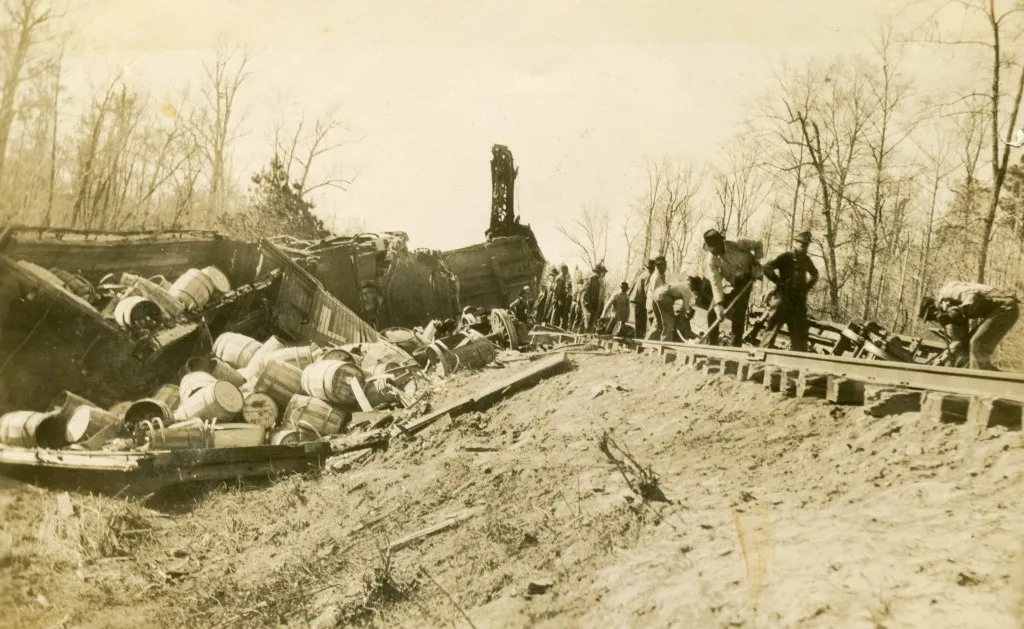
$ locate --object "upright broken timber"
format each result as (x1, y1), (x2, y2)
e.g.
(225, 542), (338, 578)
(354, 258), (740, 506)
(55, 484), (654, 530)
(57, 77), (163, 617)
(396, 352), (572, 436)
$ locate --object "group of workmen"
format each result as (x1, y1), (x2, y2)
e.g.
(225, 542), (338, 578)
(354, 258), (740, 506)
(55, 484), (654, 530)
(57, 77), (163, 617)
(512, 227), (1019, 371)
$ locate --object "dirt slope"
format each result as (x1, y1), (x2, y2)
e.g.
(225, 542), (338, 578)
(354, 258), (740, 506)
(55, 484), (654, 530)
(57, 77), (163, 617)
(2, 352), (1024, 629)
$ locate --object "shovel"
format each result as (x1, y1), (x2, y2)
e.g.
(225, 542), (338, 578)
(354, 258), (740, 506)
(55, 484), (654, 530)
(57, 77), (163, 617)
(699, 278), (754, 346)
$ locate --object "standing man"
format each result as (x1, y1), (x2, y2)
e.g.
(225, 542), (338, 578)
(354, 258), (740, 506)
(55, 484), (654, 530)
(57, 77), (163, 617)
(644, 255), (668, 340)
(630, 259), (655, 339)
(549, 264), (571, 329)
(603, 281), (632, 335)
(582, 263), (608, 333)
(919, 282), (1020, 371)
(534, 268), (558, 322)
(703, 228), (764, 347)
(756, 230), (819, 351)
(652, 279), (696, 342)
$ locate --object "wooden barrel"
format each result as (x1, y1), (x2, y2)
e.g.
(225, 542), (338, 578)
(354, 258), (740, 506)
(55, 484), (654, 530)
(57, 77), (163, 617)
(318, 347), (357, 364)
(123, 398), (174, 427)
(252, 360), (303, 408)
(424, 341), (458, 376)
(269, 429), (299, 445)
(239, 336), (287, 381)
(212, 333), (262, 369)
(262, 346), (316, 370)
(0, 411), (61, 448)
(149, 275), (172, 290)
(169, 268), (215, 310)
(182, 356), (247, 388)
(382, 328), (426, 355)
(143, 418), (209, 450)
(122, 273), (186, 318)
(241, 392), (279, 429)
(150, 385), (181, 412)
(283, 395), (348, 436)
(300, 360), (364, 407)
(180, 371), (217, 400)
(113, 296), (163, 329)
(209, 423), (264, 448)
(174, 381), (244, 422)
(450, 330), (496, 369)
(65, 406), (122, 444)
(201, 265), (231, 294)
(50, 390), (95, 421)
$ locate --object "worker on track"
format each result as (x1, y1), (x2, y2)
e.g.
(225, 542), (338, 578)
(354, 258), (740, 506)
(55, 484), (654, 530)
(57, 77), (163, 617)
(652, 279), (696, 342)
(919, 282), (1021, 371)
(582, 263), (608, 333)
(548, 264), (571, 329)
(755, 230), (819, 351)
(602, 281), (631, 336)
(630, 259), (656, 339)
(533, 268), (558, 322)
(644, 256), (668, 340)
(703, 229), (764, 347)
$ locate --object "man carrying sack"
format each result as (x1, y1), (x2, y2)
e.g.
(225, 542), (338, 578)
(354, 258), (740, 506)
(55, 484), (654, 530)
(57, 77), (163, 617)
(703, 228), (764, 347)
(755, 230), (819, 351)
(919, 282), (1020, 371)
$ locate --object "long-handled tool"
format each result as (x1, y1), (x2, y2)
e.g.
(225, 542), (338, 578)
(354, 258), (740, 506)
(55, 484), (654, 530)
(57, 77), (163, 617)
(699, 278), (755, 345)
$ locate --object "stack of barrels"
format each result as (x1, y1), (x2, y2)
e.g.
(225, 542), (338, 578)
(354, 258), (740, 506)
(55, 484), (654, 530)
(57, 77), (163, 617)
(0, 329), (428, 452)
(108, 265), (232, 331)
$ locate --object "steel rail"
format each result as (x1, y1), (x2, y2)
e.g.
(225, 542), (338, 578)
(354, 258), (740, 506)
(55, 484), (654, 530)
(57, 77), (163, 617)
(619, 338), (1024, 401)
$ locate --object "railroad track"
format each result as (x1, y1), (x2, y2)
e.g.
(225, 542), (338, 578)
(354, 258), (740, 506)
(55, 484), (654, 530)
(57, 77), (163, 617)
(593, 336), (1024, 437)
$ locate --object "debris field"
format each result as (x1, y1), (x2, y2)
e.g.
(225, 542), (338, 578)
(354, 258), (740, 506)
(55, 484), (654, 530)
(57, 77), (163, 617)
(2, 352), (1023, 629)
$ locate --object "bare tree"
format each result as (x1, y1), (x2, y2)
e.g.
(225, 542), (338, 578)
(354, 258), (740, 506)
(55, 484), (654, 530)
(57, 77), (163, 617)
(656, 159), (702, 268)
(631, 156), (664, 262)
(0, 0), (56, 185)
(272, 109), (354, 203)
(914, 0), (1024, 282)
(192, 42), (250, 212)
(557, 203), (610, 270)
(712, 138), (773, 237)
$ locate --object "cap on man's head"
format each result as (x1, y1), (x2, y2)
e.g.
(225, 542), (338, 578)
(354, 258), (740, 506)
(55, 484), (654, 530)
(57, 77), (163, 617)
(654, 255), (667, 265)
(703, 228), (725, 245)
(594, 263), (608, 274)
(560, 264), (569, 271)
(549, 268), (559, 275)
(620, 281), (629, 290)
(521, 286), (530, 294)
(794, 230), (813, 245)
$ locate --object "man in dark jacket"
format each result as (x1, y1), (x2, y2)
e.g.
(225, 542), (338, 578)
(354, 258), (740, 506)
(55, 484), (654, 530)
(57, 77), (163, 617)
(509, 286), (532, 324)
(756, 230), (819, 351)
(548, 264), (571, 329)
(582, 263), (608, 333)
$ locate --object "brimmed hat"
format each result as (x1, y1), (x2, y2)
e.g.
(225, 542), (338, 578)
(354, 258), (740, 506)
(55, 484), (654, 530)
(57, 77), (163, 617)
(794, 230), (813, 244)
(654, 255), (667, 265)
(703, 228), (725, 245)
(620, 281), (629, 289)
(594, 263), (608, 274)
(646, 258), (657, 269)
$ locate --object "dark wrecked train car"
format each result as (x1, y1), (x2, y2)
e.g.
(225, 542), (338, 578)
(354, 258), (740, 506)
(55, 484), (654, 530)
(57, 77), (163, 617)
(0, 227), (378, 414)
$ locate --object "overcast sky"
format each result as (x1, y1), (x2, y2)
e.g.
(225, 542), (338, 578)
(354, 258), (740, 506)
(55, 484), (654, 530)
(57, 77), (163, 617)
(60, 0), (979, 271)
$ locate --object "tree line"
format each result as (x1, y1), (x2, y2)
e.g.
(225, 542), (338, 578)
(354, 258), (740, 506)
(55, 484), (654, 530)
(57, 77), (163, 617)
(0, 0), (356, 240)
(557, 3), (1024, 363)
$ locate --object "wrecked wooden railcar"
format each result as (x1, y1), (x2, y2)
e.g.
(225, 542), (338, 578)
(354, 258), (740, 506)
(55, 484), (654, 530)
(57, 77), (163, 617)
(439, 236), (546, 311)
(265, 232), (461, 331)
(0, 227), (378, 414)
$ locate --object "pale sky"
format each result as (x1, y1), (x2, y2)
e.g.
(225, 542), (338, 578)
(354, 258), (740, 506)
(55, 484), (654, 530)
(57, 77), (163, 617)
(59, 0), (979, 270)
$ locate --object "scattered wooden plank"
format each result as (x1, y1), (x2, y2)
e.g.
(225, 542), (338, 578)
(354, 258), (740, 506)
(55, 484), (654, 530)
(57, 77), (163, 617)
(388, 507), (480, 552)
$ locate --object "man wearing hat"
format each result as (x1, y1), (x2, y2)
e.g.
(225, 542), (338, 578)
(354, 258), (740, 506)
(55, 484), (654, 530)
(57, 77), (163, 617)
(755, 230), (819, 351)
(582, 262), (608, 333)
(548, 264), (572, 328)
(630, 259), (656, 339)
(645, 255), (668, 340)
(703, 229), (764, 346)
(919, 281), (1020, 370)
